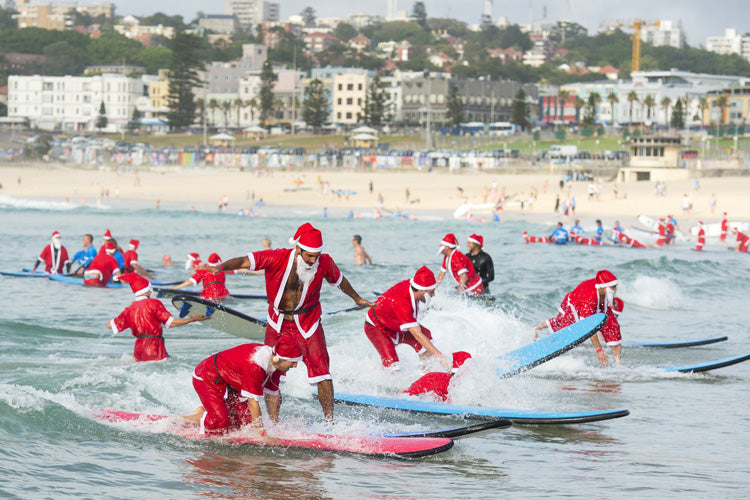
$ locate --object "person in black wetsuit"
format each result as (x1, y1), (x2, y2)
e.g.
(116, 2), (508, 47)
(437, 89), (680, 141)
(466, 234), (494, 294)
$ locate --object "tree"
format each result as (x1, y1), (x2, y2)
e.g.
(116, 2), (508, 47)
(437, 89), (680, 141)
(697, 96), (708, 126)
(234, 97), (244, 127)
(573, 96), (585, 124)
(207, 98), (219, 126)
(660, 96), (672, 128)
(359, 76), (391, 127)
(127, 106), (140, 134)
(411, 1), (427, 30)
(671, 98), (685, 129)
(221, 100), (232, 127)
(301, 6), (316, 27)
(446, 84), (464, 127)
(244, 97), (258, 125)
(166, 32), (205, 130)
(557, 88), (570, 122)
(302, 79), (329, 132)
(258, 59), (276, 124)
(96, 101), (108, 132)
(42, 41), (87, 76)
(510, 88), (529, 130)
(716, 95), (729, 125)
(332, 22), (358, 42)
(606, 91), (619, 124)
(626, 91), (639, 128)
(583, 92), (601, 127)
(642, 94), (655, 122)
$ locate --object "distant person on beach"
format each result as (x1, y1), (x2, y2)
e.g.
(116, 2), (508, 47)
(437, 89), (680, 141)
(436, 233), (484, 296)
(364, 266), (449, 372)
(182, 336), (302, 435)
(403, 351), (472, 401)
(70, 233), (97, 275)
(33, 230), (70, 274)
(107, 273), (206, 362)
(197, 223), (373, 422)
(352, 235), (372, 265)
(466, 234), (494, 293)
(533, 270), (619, 367)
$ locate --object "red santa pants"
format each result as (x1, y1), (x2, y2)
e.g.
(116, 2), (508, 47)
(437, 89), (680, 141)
(364, 322), (432, 367)
(265, 320), (331, 384)
(193, 357), (254, 433)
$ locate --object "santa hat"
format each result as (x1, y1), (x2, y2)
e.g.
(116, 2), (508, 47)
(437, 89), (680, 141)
(410, 266), (437, 291)
(103, 229), (112, 240)
(289, 222), (315, 246)
(595, 270), (618, 288)
(119, 272), (151, 296)
(207, 253), (222, 266)
(51, 230), (61, 239)
(468, 234), (484, 247)
(273, 336), (303, 362)
(187, 252), (200, 262)
(297, 227), (323, 253)
(128, 239), (139, 250)
(105, 241), (116, 254)
(450, 351), (472, 374)
(698, 221), (704, 226)
(440, 233), (459, 249)
(610, 297), (624, 316)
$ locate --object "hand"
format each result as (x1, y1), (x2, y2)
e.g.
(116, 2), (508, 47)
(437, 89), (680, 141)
(196, 263), (221, 274)
(356, 297), (374, 307)
(192, 315), (208, 322)
(438, 355), (452, 371)
(596, 349), (608, 367)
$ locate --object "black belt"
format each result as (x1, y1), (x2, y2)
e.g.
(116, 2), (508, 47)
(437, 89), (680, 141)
(135, 334), (162, 339)
(213, 353), (224, 385)
(205, 281), (223, 287)
(279, 305), (315, 315)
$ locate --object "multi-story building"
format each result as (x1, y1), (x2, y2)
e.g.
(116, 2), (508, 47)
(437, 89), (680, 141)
(704, 83), (750, 125)
(198, 14), (241, 35)
(7, 74), (148, 132)
(224, 0), (279, 30)
(302, 32), (340, 53)
(332, 72), (369, 125)
(640, 20), (685, 49)
(204, 43), (267, 94)
(15, 0), (114, 30)
(145, 69), (170, 120)
(308, 67), (374, 124)
(706, 28), (750, 62)
(238, 68), (304, 127)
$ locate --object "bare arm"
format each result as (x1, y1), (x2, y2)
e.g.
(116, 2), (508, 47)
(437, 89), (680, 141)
(364, 250), (373, 265)
(168, 315), (207, 327)
(172, 279), (194, 289)
(591, 335), (608, 367)
(197, 256), (251, 274)
(338, 276), (374, 307)
(408, 325), (450, 369)
(246, 398), (264, 431)
(133, 262), (154, 280)
(264, 393), (281, 423)
(436, 270), (446, 285)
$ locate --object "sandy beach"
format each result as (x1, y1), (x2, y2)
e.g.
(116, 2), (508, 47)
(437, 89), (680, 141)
(1, 163), (748, 227)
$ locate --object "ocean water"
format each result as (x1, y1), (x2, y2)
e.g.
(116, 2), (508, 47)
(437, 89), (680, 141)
(1, 197), (749, 499)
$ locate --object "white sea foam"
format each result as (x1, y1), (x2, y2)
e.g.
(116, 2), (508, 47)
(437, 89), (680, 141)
(620, 275), (686, 310)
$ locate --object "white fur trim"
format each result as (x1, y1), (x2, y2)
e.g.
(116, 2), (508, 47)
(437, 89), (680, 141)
(165, 316), (174, 328)
(263, 388), (280, 396)
(308, 373), (332, 384)
(595, 280), (618, 288)
(110, 320), (119, 335)
(297, 242), (323, 253)
(440, 239), (458, 248)
(330, 272), (343, 287)
(246, 252), (257, 271)
(400, 321), (419, 331)
(410, 279), (437, 291)
(240, 389), (263, 402)
(275, 352), (303, 362)
(133, 284), (151, 296)
(467, 236), (482, 246)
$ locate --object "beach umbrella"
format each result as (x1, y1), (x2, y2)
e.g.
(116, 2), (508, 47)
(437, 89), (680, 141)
(351, 125), (378, 135)
(209, 133), (235, 141)
(243, 125), (267, 134)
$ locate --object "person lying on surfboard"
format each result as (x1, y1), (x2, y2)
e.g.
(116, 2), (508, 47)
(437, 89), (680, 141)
(107, 273), (207, 362)
(402, 351), (472, 402)
(181, 336), (303, 437)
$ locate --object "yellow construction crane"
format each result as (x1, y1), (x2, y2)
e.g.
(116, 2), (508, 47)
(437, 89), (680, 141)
(599, 19), (660, 72)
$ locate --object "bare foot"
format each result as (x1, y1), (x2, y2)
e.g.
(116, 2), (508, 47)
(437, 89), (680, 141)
(181, 406), (205, 426)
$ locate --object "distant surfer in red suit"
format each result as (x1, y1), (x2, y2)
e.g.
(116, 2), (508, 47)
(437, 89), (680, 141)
(198, 222), (373, 422)
(523, 231), (550, 243)
(598, 297), (624, 367)
(33, 230), (70, 274)
(183, 336), (302, 435)
(719, 212), (728, 242)
(364, 266), (450, 371)
(695, 222), (706, 251)
(173, 252), (230, 301)
(122, 239), (153, 278)
(84, 241), (121, 286)
(403, 351), (472, 402)
(732, 228), (750, 253)
(436, 233), (484, 296)
(106, 273), (206, 362)
(533, 270), (619, 366)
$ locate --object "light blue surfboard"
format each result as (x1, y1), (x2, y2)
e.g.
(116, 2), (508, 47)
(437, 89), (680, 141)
(333, 391), (629, 425)
(47, 274), (124, 288)
(662, 352), (750, 373)
(496, 313), (607, 377)
(1, 269), (50, 277)
(624, 336), (728, 348)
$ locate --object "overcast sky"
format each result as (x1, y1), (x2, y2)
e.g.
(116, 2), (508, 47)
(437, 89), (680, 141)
(113, 0), (747, 47)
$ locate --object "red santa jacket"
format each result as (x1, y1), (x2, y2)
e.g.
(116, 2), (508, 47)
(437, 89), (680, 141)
(366, 280), (421, 338)
(84, 253), (120, 286)
(737, 231), (750, 252)
(547, 278), (607, 332)
(190, 269), (230, 300)
(404, 372), (453, 401)
(247, 248), (342, 338)
(38, 244), (70, 274)
(194, 343), (282, 400)
(110, 296), (174, 361)
(441, 250), (483, 295)
(122, 249), (139, 273)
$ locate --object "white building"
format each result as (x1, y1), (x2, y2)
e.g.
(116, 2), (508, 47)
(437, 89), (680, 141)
(7, 74), (148, 132)
(224, 0), (279, 30)
(238, 68), (304, 127)
(706, 28), (750, 62)
(332, 72), (369, 125)
(640, 20), (685, 49)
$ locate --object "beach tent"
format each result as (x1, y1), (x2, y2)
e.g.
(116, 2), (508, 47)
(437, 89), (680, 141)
(209, 133), (235, 146)
(351, 125), (379, 135)
(243, 125), (267, 138)
(351, 133), (378, 148)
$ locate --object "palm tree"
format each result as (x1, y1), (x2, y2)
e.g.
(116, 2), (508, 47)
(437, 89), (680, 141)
(606, 92), (618, 126)
(697, 97), (708, 127)
(626, 91), (639, 130)
(557, 88), (570, 123)
(717, 95), (729, 125)
(660, 97), (672, 129)
(642, 95), (655, 124)
(195, 98), (205, 127)
(207, 99), (219, 127)
(574, 96), (585, 124)
(233, 97), (244, 128)
(221, 101), (232, 128)
(273, 98), (285, 122)
(588, 91), (602, 125)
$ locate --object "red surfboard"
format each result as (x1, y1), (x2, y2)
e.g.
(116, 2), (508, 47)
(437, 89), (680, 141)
(94, 409), (453, 458)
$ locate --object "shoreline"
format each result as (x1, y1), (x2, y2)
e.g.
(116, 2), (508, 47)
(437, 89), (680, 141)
(1, 163), (749, 226)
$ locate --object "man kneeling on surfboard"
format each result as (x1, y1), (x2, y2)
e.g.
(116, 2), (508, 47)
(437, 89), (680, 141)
(107, 273), (206, 362)
(533, 270), (619, 367)
(184, 336), (303, 436)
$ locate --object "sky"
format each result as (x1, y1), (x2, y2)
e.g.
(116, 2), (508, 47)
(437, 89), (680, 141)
(111, 0), (747, 47)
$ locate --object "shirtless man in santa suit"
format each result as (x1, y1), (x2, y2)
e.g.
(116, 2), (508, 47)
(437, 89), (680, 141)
(435, 233), (484, 296)
(106, 273), (206, 362)
(533, 270), (619, 367)
(32, 230), (70, 274)
(199, 223), (372, 421)
(364, 266), (450, 371)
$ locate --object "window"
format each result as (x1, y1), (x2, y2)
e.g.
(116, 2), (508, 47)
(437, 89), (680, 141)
(357, 98), (362, 105)
(358, 83), (362, 90)
(337, 112), (341, 119)
(346, 98), (353, 105)
(43, 82), (53, 91)
(337, 98), (342, 105)
(338, 84), (342, 90)
(347, 84), (353, 90)
(346, 112), (352, 119)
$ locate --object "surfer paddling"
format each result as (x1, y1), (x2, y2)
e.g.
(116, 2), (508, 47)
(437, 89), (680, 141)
(533, 270), (620, 367)
(32, 230), (70, 275)
(84, 241), (121, 286)
(364, 266), (450, 372)
(197, 222), (373, 421)
(173, 253), (230, 301)
(182, 337), (302, 436)
(106, 273), (206, 362)
(436, 233), (484, 296)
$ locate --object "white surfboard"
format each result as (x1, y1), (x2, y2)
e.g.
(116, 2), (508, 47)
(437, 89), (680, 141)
(638, 215), (688, 241)
(689, 221), (748, 237)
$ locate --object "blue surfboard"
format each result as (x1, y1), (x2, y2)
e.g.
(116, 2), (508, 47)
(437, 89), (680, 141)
(662, 352), (750, 373)
(48, 273), (124, 288)
(1, 269), (50, 277)
(624, 336), (728, 348)
(333, 391), (629, 425)
(382, 419), (512, 439)
(496, 313), (607, 377)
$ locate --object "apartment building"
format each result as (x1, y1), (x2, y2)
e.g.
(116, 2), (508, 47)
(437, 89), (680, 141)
(224, 0), (279, 30)
(640, 20), (686, 49)
(332, 72), (368, 125)
(706, 28), (750, 62)
(15, 0), (114, 30)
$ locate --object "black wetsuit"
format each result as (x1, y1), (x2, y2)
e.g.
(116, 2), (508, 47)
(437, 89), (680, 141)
(468, 250), (494, 293)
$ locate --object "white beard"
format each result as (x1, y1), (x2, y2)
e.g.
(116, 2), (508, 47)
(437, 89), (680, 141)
(185, 259), (192, 270)
(605, 287), (615, 309)
(296, 254), (319, 285)
(52, 239), (61, 249)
